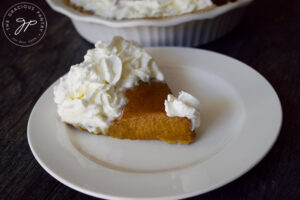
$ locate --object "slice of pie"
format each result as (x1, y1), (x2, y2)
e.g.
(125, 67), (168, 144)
(54, 37), (200, 144)
(107, 81), (195, 144)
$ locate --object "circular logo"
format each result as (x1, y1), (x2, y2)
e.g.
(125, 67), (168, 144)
(2, 2), (47, 47)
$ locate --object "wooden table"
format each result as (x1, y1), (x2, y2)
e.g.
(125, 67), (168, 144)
(1, 0), (299, 199)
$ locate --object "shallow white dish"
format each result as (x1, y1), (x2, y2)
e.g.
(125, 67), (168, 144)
(28, 47), (282, 200)
(46, 0), (253, 46)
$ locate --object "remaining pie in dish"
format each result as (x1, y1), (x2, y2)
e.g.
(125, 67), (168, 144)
(54, 37), (200, 144)
(63, 0), (239, 20)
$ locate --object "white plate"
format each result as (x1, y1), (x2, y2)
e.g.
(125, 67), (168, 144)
(28, 47), (282, 200)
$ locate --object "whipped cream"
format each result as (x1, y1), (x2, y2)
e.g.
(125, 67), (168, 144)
(54, 37), (164, 134)
(165, 91), (200, 130)
(70, 0), (214, 20)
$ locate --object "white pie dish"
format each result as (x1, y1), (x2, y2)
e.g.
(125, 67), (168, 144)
(46, 0), (253, 46)
(27, 47), (282, 199)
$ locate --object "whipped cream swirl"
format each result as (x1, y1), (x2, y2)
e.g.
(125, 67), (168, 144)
(70, 0), (214, 20)
(54, 37), (164, 134)
(165, 91), (200, 130)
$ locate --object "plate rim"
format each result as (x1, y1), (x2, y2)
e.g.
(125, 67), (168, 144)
(27, 47), (282, 200)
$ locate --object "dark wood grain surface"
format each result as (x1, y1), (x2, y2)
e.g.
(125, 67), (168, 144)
(1, 0), (299, 199)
